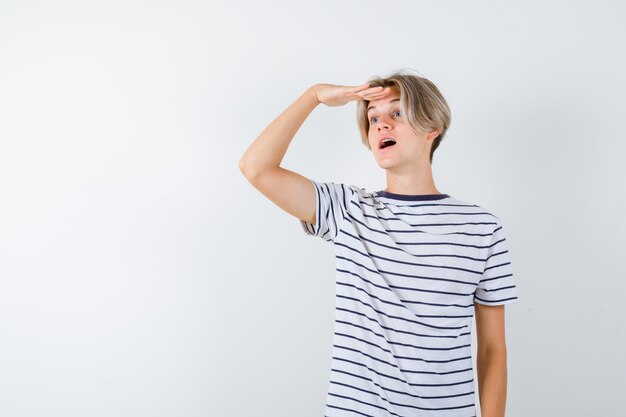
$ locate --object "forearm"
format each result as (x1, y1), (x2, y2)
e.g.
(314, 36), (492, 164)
(476, 347), (508, 417)
(239, 85), (320, 178)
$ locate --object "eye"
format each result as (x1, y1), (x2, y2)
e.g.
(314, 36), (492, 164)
(369, 110), (401, 125)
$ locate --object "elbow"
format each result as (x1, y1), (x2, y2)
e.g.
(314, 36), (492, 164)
(239, 157), (248, 175)
(478, 344), (508, 359)
(239, 157), (253, 178)
(239, 157), (261, 183)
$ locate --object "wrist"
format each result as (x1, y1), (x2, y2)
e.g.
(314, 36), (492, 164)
(308, 84), (320, 105)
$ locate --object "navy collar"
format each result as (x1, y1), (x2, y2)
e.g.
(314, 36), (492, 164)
(374, 190), (450, 201)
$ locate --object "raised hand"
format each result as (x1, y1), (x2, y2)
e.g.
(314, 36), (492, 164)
(313, 83), (391, 107)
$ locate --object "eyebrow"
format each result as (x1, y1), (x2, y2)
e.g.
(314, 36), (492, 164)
(367, 98), (400, 113)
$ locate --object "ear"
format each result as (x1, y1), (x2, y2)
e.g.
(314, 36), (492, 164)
(427, 130), (440, 141)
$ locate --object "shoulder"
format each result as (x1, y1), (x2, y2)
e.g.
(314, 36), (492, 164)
(446, 195), (497, 214)
(309, 181), (365, 211)
(325, 183), (380, 212)
(323, 182), (373, 200)
(447, 195), (504, 233)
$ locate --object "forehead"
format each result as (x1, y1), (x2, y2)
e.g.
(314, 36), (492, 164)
(367, 88), (401, 113)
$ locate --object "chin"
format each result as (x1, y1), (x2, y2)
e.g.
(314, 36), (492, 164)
(374, 159), (398, 169)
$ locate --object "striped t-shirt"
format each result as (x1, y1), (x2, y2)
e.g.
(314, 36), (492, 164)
(299, 179), (519, 417)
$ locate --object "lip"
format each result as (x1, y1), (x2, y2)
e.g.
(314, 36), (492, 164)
(379, 143), (396, 153)
(378, 135), (396, 150)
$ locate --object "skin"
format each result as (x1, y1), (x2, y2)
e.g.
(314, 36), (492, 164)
(475, 303), (509, 417)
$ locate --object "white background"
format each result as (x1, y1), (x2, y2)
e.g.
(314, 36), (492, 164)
(1, 1), (625, 416)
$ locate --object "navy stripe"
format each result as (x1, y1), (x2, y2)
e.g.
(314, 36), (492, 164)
(335, 299), (473, 337)
(330, 370), (474, 401)
(328, 380), (474, 411)
(333, 356), (473, 379)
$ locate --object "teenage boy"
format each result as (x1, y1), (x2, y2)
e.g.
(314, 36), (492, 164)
(239, 71), (519, 417)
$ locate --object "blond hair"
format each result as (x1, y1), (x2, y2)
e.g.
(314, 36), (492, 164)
(356, 69), (451, 163)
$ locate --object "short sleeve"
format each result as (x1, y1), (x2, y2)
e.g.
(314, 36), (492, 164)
(474, 219), (519, 306)
(300, 179), (353, 243)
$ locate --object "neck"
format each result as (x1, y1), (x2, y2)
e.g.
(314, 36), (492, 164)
(384, 162), (440, 195)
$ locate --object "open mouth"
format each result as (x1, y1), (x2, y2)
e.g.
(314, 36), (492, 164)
(379, 137), (397, 149)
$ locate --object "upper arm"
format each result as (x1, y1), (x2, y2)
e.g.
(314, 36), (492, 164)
(241, 166), (317, 225)
(474, 303), (507, 353)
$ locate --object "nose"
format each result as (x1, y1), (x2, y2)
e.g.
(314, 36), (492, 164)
(376, 114), (393, 130)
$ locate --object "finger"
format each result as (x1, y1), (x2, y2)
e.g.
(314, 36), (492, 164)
(361, 88), (390, 100)
(364, 86), (388, 96)
(353, 87), (386, 100)
(350, 83), (376, 93)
